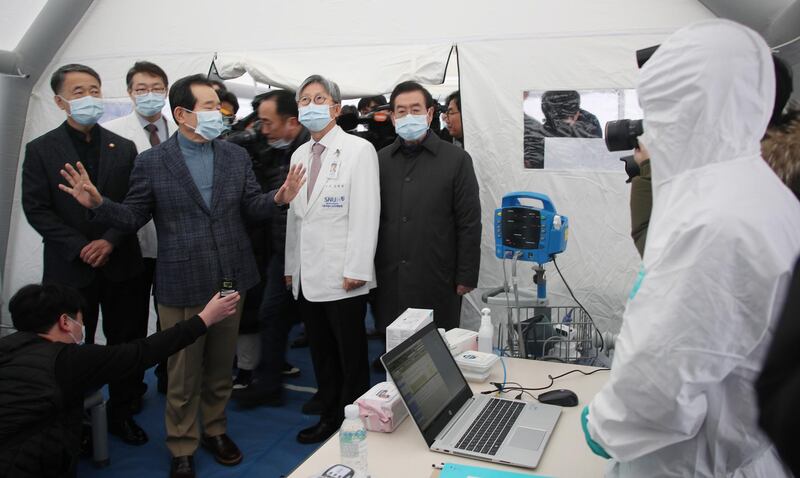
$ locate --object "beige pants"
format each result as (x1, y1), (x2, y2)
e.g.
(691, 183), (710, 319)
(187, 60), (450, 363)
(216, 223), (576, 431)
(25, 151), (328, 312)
(158, 294), (244, 456)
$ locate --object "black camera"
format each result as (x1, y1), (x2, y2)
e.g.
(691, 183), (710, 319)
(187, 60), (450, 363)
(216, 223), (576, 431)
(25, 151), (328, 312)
(224, 121), (262, 146)
(604, 119), (643, 152)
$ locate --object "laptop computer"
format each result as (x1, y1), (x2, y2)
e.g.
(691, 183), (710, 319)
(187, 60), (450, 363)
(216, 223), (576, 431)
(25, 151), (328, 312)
(381, 321), (561, 469)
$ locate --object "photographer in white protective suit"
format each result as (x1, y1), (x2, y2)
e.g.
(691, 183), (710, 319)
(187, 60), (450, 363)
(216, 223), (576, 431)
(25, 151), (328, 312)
(582, 19), (800, 477)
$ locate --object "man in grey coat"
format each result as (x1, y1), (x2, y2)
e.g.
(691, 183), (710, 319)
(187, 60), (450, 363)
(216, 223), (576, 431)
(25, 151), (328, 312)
(59, 74), (305, 478)
(373, 81), (481, 332)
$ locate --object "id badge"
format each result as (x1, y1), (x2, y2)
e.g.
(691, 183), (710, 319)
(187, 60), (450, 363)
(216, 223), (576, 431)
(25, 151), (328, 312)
(327, 158), (340, 179)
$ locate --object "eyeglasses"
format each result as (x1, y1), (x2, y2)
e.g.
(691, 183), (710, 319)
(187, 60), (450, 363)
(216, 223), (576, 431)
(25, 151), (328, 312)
(298, 94), (331, 106)
(133, 87), (167, 96)
(442, 110), (460, 117)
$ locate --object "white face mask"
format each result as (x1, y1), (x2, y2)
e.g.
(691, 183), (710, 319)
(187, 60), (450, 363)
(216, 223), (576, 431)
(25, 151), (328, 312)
(269, 138), (292, 149)
(67, 316), (85, 345)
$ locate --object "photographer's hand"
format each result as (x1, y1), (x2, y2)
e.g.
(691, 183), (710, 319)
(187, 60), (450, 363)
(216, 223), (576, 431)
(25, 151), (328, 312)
(634, 143), (650, 166)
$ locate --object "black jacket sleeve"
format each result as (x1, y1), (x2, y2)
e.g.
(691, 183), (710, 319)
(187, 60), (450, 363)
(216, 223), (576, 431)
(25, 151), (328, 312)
(756, 257), (800, 477)
(56, 316), (207, 395)
(100, 143), (138, 247)
(22, 143), (89, 261)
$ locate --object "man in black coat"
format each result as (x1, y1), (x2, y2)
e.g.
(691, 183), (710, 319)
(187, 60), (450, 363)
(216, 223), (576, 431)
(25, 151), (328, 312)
(21, 64), (148, 445)
(373, 81), (481, 331)
(234, 89), (309, 406)
(0, 283), (239, 478)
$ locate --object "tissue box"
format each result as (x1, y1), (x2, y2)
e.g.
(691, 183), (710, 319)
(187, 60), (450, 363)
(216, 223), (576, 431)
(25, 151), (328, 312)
(444, 328), (479, 356)
(355, 382), (408, 433)
(386, 308), (433, 352)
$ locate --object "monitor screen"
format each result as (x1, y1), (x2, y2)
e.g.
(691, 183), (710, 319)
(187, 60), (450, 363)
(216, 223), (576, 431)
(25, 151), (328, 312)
(383, 325), (469, 431)
(502, 207), (541, 249)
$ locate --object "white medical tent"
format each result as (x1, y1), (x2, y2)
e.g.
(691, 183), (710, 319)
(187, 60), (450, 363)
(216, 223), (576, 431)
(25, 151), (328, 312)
(2, 0), (799, 339)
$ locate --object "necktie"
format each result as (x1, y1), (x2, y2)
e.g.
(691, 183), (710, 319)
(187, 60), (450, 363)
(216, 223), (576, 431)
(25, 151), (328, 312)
(144, 123), (160, 147)
(307, 142), (325, 199)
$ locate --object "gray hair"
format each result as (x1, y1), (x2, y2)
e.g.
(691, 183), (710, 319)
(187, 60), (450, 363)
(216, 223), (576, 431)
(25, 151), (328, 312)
(296, 74), (341, 104)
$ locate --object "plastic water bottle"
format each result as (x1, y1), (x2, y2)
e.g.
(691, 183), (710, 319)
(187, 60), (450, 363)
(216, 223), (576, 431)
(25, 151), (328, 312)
(479, 308), (494, 354)
(340, 404), (368, 477)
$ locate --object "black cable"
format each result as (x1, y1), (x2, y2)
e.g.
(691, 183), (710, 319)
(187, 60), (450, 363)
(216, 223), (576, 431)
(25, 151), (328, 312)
(549, 368), (609, 380)
(551, 255), (605, 353)
(481, 368), (610, 395)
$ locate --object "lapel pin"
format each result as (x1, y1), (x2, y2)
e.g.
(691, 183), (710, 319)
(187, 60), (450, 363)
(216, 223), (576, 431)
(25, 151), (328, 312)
(335, 149), (341, 156)
(108, 143), (115, 148)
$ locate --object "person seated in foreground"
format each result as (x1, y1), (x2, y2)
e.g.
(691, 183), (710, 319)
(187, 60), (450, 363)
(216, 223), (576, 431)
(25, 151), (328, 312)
(0, 283), (239, 478)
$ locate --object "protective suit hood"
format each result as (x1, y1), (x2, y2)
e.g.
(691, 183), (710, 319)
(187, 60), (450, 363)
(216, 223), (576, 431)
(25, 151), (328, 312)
(638, 19), (774, 186)
(586, 19), (800, 478)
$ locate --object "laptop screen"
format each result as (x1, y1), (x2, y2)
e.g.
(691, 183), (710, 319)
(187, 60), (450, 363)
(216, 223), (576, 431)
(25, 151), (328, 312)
(382, 322), (472, 442)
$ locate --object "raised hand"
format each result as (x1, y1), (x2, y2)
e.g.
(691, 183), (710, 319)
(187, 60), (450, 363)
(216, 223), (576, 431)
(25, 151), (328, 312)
(274, 163), (306, 205)
(58, 162), (103, 209)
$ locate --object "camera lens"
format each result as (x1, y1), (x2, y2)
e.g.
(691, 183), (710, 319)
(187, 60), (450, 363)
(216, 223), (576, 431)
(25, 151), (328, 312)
(604, 119), (643, 152)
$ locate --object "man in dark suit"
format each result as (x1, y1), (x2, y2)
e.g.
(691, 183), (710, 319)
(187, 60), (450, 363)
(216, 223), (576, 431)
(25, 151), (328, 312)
(21, 63), (149, 446)
(374, 81), (481, 332)
(58, 74), (305, 478)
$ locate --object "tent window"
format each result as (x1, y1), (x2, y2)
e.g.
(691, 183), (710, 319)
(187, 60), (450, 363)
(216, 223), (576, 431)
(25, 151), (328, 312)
(523, 88), (643, 171)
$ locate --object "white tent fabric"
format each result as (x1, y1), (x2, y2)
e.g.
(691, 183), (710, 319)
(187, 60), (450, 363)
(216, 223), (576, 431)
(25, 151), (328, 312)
(217, 44), (454, 99)
(458, 32), (687, 332)
(1, 0), (715, 336)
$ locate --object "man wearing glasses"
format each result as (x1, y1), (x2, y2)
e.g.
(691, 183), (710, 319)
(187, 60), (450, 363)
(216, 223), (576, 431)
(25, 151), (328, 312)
(285, 75), (380, 444)
(443, 90), (464, 148)
(104, 60), (171, 406)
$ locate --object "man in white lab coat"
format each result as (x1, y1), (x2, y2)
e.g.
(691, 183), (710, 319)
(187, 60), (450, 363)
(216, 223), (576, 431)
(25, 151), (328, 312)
(285, 75), (380, 444)
(102, 61), (170, 420)
(582, 20), (800, 477)
(103, 61), (169, 299)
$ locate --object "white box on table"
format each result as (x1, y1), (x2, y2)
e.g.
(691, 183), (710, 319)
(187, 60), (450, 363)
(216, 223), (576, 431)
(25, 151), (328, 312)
(385, 308), (433, 352)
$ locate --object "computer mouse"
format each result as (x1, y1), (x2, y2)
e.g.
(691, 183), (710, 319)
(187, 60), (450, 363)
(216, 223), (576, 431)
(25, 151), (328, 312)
(537, 389), (579, 407)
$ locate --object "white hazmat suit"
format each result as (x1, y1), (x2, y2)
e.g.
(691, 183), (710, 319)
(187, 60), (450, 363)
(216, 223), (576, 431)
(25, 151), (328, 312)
(586, 19), (800, 477)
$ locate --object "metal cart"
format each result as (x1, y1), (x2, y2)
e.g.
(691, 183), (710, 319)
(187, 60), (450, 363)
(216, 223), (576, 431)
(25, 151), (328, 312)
(482, 287), (599, 365)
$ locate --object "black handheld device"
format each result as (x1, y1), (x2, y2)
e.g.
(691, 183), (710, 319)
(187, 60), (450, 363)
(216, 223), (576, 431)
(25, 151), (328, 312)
(220, 278), (237, 297)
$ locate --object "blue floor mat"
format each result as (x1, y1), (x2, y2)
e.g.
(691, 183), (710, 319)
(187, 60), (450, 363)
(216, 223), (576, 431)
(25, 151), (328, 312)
(78, 323), (387, 477)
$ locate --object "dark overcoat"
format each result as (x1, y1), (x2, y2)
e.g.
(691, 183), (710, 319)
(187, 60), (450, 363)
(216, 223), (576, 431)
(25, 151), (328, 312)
(374, 133), (481, 330)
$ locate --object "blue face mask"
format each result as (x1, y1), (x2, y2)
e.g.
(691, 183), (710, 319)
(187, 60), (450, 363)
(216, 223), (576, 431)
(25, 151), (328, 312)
(186, 109), (225, 140)
(134, 92), (166, 117)
(62, 95), (104, 126)
(395, 114), (429, 141)
(298, 104), (333, 132)
(67, 316), (85, 345)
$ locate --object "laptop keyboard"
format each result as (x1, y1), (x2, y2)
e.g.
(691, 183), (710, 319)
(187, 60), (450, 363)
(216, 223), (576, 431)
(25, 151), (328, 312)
(454, 399), (526, 456)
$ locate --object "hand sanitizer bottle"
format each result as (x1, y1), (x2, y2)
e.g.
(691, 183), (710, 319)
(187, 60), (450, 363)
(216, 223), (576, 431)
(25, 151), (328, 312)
(479, 308), (494, 354)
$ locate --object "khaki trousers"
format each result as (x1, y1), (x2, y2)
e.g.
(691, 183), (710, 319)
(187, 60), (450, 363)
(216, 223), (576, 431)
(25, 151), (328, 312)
(158, 294), (244, 456)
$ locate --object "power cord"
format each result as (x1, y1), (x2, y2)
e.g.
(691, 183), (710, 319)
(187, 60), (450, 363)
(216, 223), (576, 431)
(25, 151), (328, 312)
(551, 255), (605, 354)
(481, 368), (610, 398)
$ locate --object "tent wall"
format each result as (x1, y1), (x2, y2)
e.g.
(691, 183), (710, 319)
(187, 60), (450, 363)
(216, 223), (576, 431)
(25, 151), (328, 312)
(0, 0), (94, 329)
(458, 33), (684, 333)
(2, 0), (715, 330)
